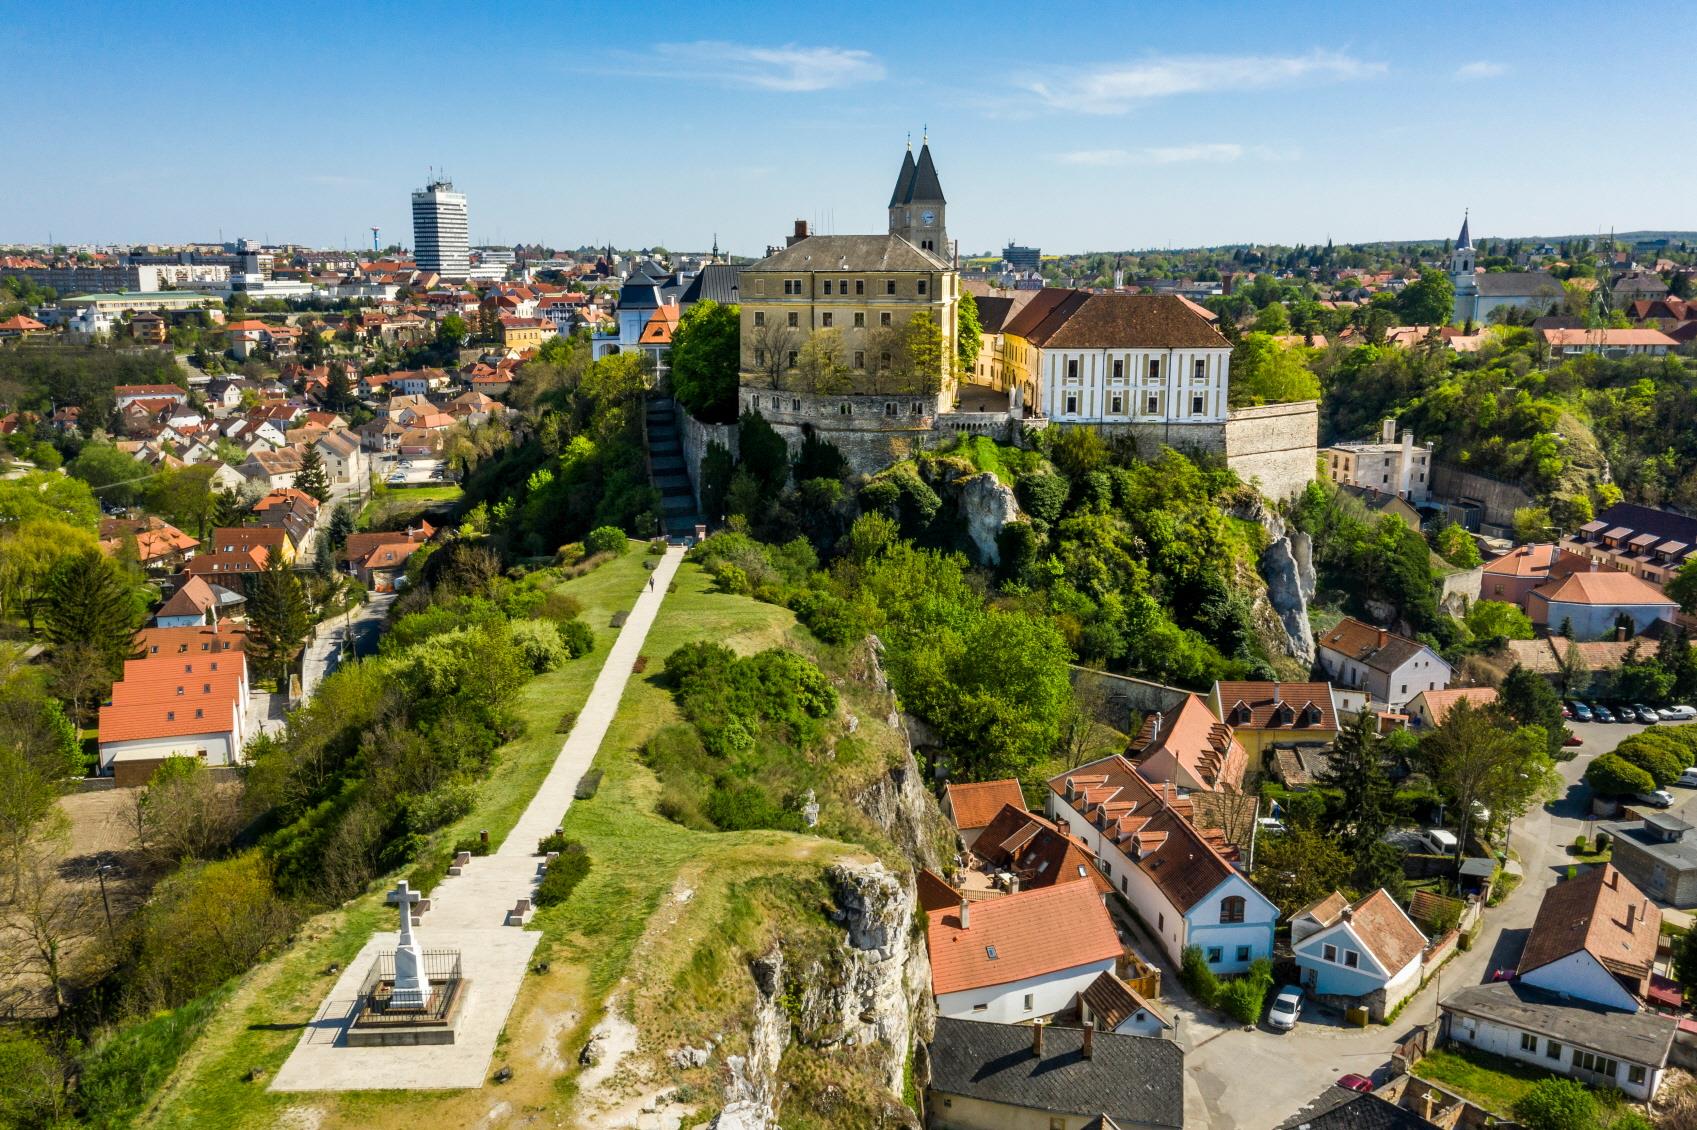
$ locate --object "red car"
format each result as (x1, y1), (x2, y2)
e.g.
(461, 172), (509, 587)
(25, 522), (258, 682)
(1490, 968), (1517, 982)
(1563, 732), (1584, 747)
(1336, 1074), (1374, 1093)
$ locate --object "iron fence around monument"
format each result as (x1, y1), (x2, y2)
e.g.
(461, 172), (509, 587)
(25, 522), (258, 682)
(352, 949), (463, 1025)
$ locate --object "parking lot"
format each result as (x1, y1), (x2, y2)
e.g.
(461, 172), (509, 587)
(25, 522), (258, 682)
(375, 454), (449, 486)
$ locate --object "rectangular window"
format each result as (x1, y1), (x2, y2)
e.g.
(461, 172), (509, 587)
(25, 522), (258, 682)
(791, 398), (800, 411)
(1158, 913), (1164, 931)
(1022, 993), (1034, 1011)
(786, 351), (798, 369)
(787, 312), (799, 328)
(1191, 393), (1205, 415)
(1065, 394), (1078, 415)
(1113, 358), (1124, 380)
(822, 280), (832, 295)
(1194, 358), (1206, 380)
(1629, 1064), (1647, 1086)
(754, 279), (766, 295)
(1206, 947), (1223, 964)
(885, 279), (896, 295)
(853, 312), (865, 327)
(1323, 944), (1337, 962)
(1237, 945), (1251, 962)
(880, 352), (892, 370)
(1146, 393), (1160, 414)
(1148, 358), (1160, 379)
(917, 279), (927, 295)
(753, 311), (765, 327)
(885, 402), (897, 417)
(1344, 951), (1359, 970)
(855, 279), (865, 295)
(1067, 358), (1080, 380)
(854, 351), (865, 369)
(821, 313), (833, 328)
(972, 1002), (987, 1012)
(1521, 1033), (1538, 1052)
(1547, 1041), (1562, 1060)
(880, 312), (892, 327)
(1110, 394), (1124, 415)
(1573, 1050), (1618, 1078)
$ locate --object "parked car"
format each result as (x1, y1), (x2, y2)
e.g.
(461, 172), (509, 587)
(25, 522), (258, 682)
(1632, 704), (1660, 724)
(1563, 732), (1584, 747)
(1560, 703), (1574, 720)
(1592, 703), (1615, 723)
(1661, 705), (1697, 722)
(398, 459), (413, 468)
(1256, 817), (1287, 836)
(1268, 986), (1303, 1031)
(387, 472), (406, 484)
(1418, 828), (1459, 855)
(1336, 1074), (1374, 1093)
(1489, 968), (1517, 982)
(1634, 790), (1676, 809)
(1676, 768), (1697, 788)
(1570, 701), (1593, 723)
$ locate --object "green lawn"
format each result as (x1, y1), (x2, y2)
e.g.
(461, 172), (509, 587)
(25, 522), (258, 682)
(356, 484), (462, 531)
(1412, 1047), (1559, 1115)
(141, 545), (654, 1129)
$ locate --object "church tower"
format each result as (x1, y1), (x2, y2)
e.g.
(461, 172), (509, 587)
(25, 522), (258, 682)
(1450, 210), (1478, 324)
(889, 134), (948, 258)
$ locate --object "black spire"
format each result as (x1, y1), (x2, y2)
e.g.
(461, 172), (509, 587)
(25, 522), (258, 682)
(1457, 209), (1472, 250)
(909, 141), (945, 205)
(889, 146), (916, 208)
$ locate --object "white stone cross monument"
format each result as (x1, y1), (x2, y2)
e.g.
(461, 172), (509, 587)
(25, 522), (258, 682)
(385, 880), (430, 1009)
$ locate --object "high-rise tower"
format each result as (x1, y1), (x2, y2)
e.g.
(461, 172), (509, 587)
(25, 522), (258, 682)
(411, 178), (470, 278)
(888, 135), (947, 257)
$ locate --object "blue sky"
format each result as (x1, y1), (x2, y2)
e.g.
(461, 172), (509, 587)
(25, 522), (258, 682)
(3, 0), (1690, 256)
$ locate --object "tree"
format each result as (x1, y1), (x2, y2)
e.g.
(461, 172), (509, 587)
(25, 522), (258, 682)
(668, 299), (741, 422)
(40, 549), (142, 688)
(1419, 699), (1554, 846)
(245, 549), (310, 687)
(1499, 665), (1567, 757)
(737, 409), (790, 500)
(1557, 637), (1587, 696)
(1055, 685), (1116, 770)
(1658, 627), (1697, 702)
(1433, 523), (1481, 568)
(1675, 923), (1697, 1001)
(957, 291), (983, 375)
(294, 443), (331, 502)
(1229, 333), (1321, 407)
(68, 441), (146, 507)
(327, 501), (356, 549)
(0, 847), (99, 1017)
(1250, 302), (1290, 333)
(1511, 1078), (1597, 1130)
(1398, 269), (1456, 325)
(1319, 710), (1395, 888)
(325, 364), (354, 412)
(1465, 600), (1535, 643)
(1585, 752), (1654, 797)
(1668, 558), (1697, 617)
(902, 309), (947, 394)
(131, 755), (241, 867)
(0, 471), (99, 530)
(1250, 827), (1352, 917)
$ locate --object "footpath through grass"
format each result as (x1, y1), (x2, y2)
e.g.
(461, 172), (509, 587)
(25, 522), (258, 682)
(140, 545), (653, 1130)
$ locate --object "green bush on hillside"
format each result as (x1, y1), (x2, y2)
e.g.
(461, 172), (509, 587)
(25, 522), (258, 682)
(584, 526), (629, 557)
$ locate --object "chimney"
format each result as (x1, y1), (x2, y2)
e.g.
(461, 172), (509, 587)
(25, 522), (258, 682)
(1607, 868), (1618, 889)
(1424, 1089), (1438, 1121)
(1272, 682), (1282, 704)
(1627, 902), (1637, 930)
(958, 897), (970, 930)
(1381, 417), (1397, 443)
(1376, 629), (1389, 648)
(1082, 1025), (1095, 1059)
(1032, 1021), (1045, 1058)
(1616, 624), (1628, 642)
(786, 219), (810, 247)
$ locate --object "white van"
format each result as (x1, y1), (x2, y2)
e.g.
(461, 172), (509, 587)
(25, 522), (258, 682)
(1420, 829), (1459, 854)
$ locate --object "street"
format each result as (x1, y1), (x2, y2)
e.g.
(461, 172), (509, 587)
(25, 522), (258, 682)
(299, 591), (395, 698)
(1173, 716), (1693, 1128)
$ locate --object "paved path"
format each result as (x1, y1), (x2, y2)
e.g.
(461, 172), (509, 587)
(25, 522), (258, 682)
(300, 591), (395, 697)
(272, 545), (683, 1091)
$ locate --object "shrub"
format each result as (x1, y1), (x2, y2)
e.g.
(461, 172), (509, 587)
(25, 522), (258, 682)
(648, 540), (666, 555)
(402, 781), (476, 834)
(1015, 473), (1069, 524)
(537, 830), (572, 855)
(532, 842), (590, 908)
(584, 526), (628, 557)
(1215, 957), (1275, 1024)
(555, 708), (579, 734)
(559, 619), (595, 657)
(0, 1031), (67, 1128)
(454, 834), (492, 857)
(632, 655), (649, 674)
(1585, 753), (1656, 797)
(536, 590), (583, 623)
(791, 589), (867, 646)
(1614, 738), (1682, 786)
(1179, 945), (1221, 1006)
(509, 619), (568, 673)
(1512, 1077), (1597, 1130)
(74, 988), (227, 1128)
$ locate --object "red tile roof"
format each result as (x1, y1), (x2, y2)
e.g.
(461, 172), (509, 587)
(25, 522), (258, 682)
(1128, 693), (1248, 793)
(927, 881), (1122, 996)
(1530, 571), (1677, 608)
(1519, 864), (1658, 985)
(945, 779), (1029, 831)
(1212, 682), (1338, 732)
(1413, 687), (1497, 727)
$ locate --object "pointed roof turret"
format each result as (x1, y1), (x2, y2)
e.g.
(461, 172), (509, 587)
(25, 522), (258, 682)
(910, 141), (946, 204)
(1457, 209), (1473, 250)
(889, 146), (917, 208)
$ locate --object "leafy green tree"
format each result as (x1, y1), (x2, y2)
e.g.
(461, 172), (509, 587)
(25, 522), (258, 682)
(956, 291), (983, 375)
(1675, 924), (1697, 1001)
(40, 549), (142, 687)
(1498, 664), (1566, 757)
(68, 442), (146, 507)
(1250, 302), (1290, 333)
(1433, 523), (1481, 568)
(1511, 1078), (1597, 1130)
(437, 313), (467, 347)
(1419, 698), (1554, 845)
(0, 471), (98, 529)
(0, 1031), (68, 1128)
(1657, 627), (1697, 702)
(737, 409), (789, 500)
(245, 549), (311, 686)
(668, 299), (741, 423)
(1668, 558), (1697, 617)
(327, 502), (356, 549)
(1585, 752), (1655, 797)
(1399, 269), (1456, 325)
(1229, 333), (1321, 407)
(294, 443), (331, 502)
(1612, 643), (1675, 704)
(1465, 600), (1534, 642)
(1250, 826), (1352, 917)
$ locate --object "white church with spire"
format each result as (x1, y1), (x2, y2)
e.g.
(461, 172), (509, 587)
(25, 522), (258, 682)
(1447, 211), (1564, 326)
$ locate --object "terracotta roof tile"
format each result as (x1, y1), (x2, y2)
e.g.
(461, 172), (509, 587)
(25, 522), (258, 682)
(1212, 681), (1339, 733)
(927, 881), (1122, 996)
(1530, 571), (1677, 608)
(944, 779), (1028, 831)
(1519, 864), (1658, 984)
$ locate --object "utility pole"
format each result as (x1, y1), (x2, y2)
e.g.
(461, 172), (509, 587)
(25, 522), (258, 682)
(94, 859), (116, 943)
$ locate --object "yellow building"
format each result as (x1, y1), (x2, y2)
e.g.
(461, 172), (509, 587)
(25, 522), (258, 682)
(497, 315), (556, 352)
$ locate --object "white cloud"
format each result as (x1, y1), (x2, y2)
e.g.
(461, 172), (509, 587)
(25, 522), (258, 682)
(1057, 143), (1296, 167)
(644, 41), (885, 92)
(1030, 49), (1384, 114)
(1454, 60), (1507, 80)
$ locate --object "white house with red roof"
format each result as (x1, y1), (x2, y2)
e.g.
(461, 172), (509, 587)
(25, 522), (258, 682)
(97, 643), (251, 786)
(926, 881), (1123, 1023)
(1526, 570), (1678, 639)
(1048, 754), (1278, 972)
(942, 778), (1028, 850)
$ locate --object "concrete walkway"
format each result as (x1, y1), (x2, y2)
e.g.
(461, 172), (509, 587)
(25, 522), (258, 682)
(272, 545), (684, 1092)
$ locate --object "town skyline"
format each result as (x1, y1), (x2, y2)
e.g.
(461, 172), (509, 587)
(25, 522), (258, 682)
(6, 0), (1693, 253)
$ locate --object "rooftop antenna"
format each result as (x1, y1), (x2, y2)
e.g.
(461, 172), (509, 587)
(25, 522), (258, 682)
(906, 131), (911, 152)
(922, 123), (928, 145)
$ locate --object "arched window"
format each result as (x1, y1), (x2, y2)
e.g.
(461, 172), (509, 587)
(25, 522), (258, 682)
(1219, 895), (1245, 924)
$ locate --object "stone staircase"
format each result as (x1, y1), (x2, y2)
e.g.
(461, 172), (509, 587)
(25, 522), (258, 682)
(646, 396), (704, 539)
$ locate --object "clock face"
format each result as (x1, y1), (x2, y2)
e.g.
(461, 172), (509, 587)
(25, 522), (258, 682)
(921, 210), (936, 225)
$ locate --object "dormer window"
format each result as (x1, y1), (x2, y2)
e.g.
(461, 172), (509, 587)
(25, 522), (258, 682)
(1300, 703), (1322, 726)
(1273, 703), (1294, 725)
(1230, 701), (1252, 725)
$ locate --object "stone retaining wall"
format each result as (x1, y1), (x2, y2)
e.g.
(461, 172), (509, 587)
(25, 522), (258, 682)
(678, 410), (737, 512)
(1223, 400), (1319, 501)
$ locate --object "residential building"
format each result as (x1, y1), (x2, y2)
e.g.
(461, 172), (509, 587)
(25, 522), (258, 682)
(1314, 617), (1451, 710)
(1048, 755), (1278, 973)
(1517, 864), (1658, 1009)
(60, 291), (216, 319)
(99, 515), (198, 573)
(926, 1018), (1184, 1130)
(1404, 687), (1497, 731)
(1540, 327), (1677, 358)
(1561, 503), (1697, 589)
(129, 312), (167, 344)
(313, 429), (368, 487)
(1479, 544), (1593, 611)
(0, 314), (49, 339)
(1079, 969), (1174, 1039)
(941, 778), (1029, 850)
(1290, 889), (1428, 1021)
(1337, 483), (1422, 530)
(113, 383), (190, 410)
(1449, 214), (1564, 324)
(998, 289), (1231, 425)
(1320, 418), (1434, 502)
(411, 179), (470, 279)
(1524, 570), (1677, 638)
(1599, 813), (1697, 908)
(342, 523), (434, 592)
(154, 574), (243, 627)
(183, 546), (268, 592)
(240, 446), (305, 490)
(925, 882), (1123, 1023)
(207, 525), (293, 565)
(1125, 693), (1248, 794)
(1206, 681), (1340, 760)
(97, 647), (251, 786)
(968, 803), (1113, 898)
(1001, 243), (1041, 272)
(497, 314), (556, 351)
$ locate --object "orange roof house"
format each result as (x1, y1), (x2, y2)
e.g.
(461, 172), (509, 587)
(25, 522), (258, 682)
(1127, 693), (1248, 794)
(1517, 864), (1658, 1008)
(969, 803), (1113, 897)
(1207, 681), (1340, 757)
(1526, 570), (1678, 637)
(1406, 687), (1498, 730)
(942, 779), (1029, 848)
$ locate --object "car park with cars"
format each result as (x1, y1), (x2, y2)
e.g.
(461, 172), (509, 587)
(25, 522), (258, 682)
(1661, 705), (1697, 721)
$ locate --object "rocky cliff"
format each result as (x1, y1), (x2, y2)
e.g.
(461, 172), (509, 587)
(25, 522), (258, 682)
(1231, 495), (1317, 669)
